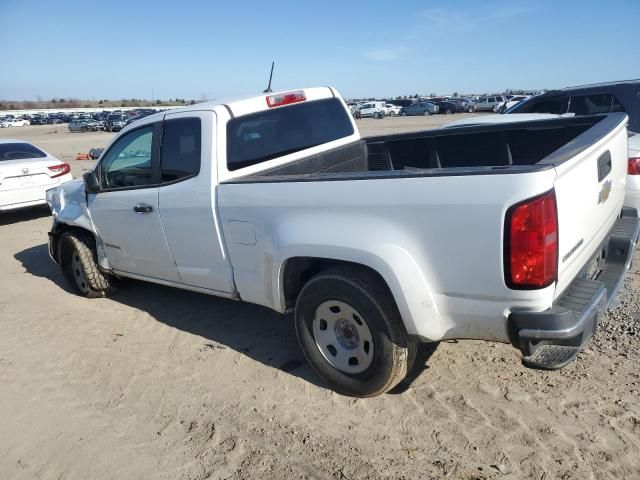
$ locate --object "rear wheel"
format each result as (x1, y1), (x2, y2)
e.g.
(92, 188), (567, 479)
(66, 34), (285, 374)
(401, 111), (407, 116)
(423, 110), (431, 116)
(295, 266), (416, 397)
(59, 231), (117, 298)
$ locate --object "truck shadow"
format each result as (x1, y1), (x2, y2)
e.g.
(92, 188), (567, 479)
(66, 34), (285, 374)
(0, 205), (50, 226)
(15, 243), (437, 393)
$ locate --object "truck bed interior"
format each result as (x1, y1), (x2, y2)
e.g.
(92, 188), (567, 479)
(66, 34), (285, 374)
(236, 114), (619, 181)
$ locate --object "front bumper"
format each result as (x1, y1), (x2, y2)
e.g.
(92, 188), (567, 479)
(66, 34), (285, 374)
(508, 208), (640, 369)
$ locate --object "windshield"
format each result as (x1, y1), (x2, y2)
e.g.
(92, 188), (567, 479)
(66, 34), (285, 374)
(0, 142), (47, 160)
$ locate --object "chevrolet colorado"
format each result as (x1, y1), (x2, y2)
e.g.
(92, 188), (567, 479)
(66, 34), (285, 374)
(46, 87), (639, 397)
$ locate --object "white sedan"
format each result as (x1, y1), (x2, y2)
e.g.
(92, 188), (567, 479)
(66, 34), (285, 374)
(0, 118), (31, 127)
(384, 103), (402, 116)
(0, 139), (73, 211)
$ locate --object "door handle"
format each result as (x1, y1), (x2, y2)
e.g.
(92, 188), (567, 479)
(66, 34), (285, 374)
(133, 203), (154, 213)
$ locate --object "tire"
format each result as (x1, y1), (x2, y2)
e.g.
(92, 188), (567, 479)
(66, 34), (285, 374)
(467, 106), (476, 113)
(423, 110), (431, 116)
(401, 111), (407, 117)
(446, 108), (453, 114)
(295, 266), (416, 397)
(389, 111), (396, 117)
(59, 231), (117, 298)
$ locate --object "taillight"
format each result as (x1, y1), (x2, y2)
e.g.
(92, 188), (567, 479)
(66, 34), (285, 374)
(266, 90), (306, 108)
(505, 190), (558, 289)
(628, 157), (640, 175)
(48, 163), (71, 178)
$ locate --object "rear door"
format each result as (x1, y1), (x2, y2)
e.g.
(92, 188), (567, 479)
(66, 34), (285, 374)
(88, 122), (181, 282)
(553, 115), (629, 295)
(156, 110), (236, 293)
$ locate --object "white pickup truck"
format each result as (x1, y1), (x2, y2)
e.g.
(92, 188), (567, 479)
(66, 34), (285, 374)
(46, 87), (639, 397)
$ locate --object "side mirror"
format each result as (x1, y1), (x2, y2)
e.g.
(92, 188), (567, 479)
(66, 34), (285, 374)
(83, 170), (100, 193)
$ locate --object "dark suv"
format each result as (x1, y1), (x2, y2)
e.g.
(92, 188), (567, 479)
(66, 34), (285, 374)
(506, 79), (640, 132)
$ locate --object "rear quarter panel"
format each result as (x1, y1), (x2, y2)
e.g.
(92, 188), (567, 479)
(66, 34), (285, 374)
(218, 169), (557, 342)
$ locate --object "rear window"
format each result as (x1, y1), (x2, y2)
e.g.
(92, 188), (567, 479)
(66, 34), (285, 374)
(0, 143), (47, 161)
(226, 98), (354, 171)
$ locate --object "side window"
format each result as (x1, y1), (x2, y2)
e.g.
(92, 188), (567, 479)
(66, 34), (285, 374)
(161, 117), (201, 183)
(514, 96), (568, 114)
(569, 94), (613, 115)
(100, 126), (154, 189)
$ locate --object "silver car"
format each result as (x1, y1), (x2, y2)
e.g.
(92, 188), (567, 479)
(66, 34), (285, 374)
(475, 96), (506, 112)
(400, 102), (439, 116)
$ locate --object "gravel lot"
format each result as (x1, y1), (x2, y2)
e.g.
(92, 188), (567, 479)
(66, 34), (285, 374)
(1, 118), (639, 480)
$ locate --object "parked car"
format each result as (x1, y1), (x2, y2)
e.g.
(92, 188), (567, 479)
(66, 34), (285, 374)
(0, 118), (30, 127)
(29, 116), (48, 125)
(494, 95), (530, 113)
(506, 79), (640, 133)
(400, 101), (439, 116)
(0, 139), (73, 211)
(46, 87), (638, 398)
(435, 100), (466, 114)
(106, 114), (128, 132)
(355, 101), (386, 119)
(346, 102), (361, 114)
(68, 119), (99, 132)
(456, 98), (477, 113)
(475, 95), (506, 112)
(384, 104), (402, 116)
(386, 99), (417, 108)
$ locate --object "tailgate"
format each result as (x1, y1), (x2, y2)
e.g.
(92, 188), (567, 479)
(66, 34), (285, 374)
(551, 114), (629, 297)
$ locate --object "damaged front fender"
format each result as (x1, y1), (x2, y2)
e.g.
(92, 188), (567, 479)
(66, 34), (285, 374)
(46, 180), (112, 270)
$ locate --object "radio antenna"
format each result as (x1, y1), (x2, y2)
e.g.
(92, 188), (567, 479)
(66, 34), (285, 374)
(263, 61), (275, 93)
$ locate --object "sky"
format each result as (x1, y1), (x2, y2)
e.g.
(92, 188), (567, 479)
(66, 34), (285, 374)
(1, 0), (639, 101)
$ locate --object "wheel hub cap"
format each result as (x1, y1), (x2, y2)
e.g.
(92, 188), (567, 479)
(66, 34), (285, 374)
(312, 300), (374, 374)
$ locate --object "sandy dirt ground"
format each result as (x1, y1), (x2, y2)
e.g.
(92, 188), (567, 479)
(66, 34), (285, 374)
(1, 119), (639, 480)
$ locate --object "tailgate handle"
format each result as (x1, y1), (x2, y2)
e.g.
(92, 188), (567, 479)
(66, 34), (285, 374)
(597, 151), (612, 182)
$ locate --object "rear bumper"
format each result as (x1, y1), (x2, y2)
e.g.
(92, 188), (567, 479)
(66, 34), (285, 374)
(624, 189), (640, 215)
(508, 209), (640, 363)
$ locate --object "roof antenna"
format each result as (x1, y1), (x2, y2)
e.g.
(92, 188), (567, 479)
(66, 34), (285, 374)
(263, 61), (275, 93)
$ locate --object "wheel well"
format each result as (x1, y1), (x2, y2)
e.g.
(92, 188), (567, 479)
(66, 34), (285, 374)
(282, 257), (393, 309)
(50, 223), (95, 263)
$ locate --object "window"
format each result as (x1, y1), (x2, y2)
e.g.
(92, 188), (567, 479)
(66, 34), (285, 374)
(0, 142), (46, 161)
(161, 117), (201, 182)
(511, 97), (569, 114)
(100, 126), (154, 189)
(227, 98), (354, 171)
(569, 94), (616, 115)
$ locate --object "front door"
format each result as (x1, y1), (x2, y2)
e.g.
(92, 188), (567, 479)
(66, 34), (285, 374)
(88, 123), (180, 282)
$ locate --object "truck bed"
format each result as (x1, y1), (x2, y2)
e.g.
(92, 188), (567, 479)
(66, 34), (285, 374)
(230, 114), (618, 181)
